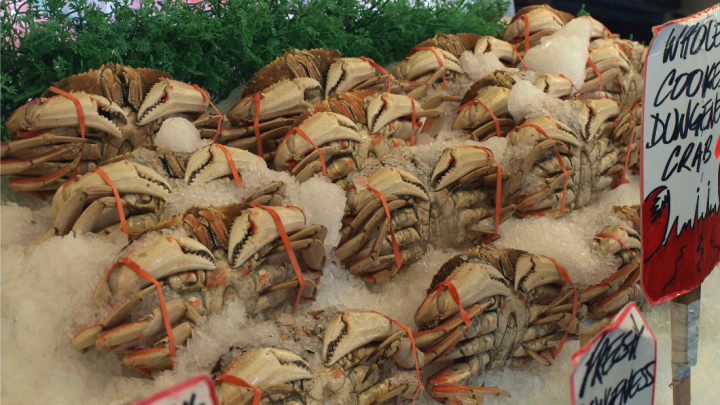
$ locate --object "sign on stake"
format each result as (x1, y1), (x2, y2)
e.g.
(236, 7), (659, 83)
(642, 5), (720, 404)
(131, 374), (218, 405)
(570, 303), (657, 405)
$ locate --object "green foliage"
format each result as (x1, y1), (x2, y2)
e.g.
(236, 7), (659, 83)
(577, 4), (590, 17)
(1, 0), (509, 138)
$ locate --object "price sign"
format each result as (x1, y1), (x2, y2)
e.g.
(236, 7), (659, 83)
(570, 303), (657, 405)
(641, 4), (720, 304)
(131, 374), (218, 405)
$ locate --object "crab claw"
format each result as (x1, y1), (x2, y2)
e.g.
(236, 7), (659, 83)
(431, 147), (499, 191)
(137, 79), (209, 125)
(514, 254), (568, 293)
(395, 47), (463, 81)
(228, 206), (306, 268)
(473, 36), (520, 66)
(6, 92), (126, 139)
(451, 87), (511, 131)
(93, 235), (215, 302)
(415, 262), (510, 328)
(217, 348), (312, 405)
(367, 93), (421, 134)
(51, 161), (171, 236)
(346, 167), (429, 211)
(534, 74), (574, 98)
(227, 78), (323, 125)
(323, 311), (395, 366)
(274, 112), (362, 171)
(185, 144), (266, 185)
(325, 58), (378, 97)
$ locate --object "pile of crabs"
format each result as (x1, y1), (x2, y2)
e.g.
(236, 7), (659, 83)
(2, 4), (647, 405)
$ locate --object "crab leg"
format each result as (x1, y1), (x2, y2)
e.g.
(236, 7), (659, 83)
(8, 152), (82, 192)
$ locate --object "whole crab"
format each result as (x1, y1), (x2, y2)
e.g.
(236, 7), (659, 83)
(2, 64), (218, 197)
(334, 143), (526, 283)
(273, 90), (447, 187)
(70, 199), (329, 374)
(502, 101), (633, 217)
(214, 310), (422, 405)
(580, 38), (647, 107)
(410, 205), (643, 404)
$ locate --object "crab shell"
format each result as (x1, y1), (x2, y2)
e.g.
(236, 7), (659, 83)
(40, 64), (172, 110)
(241, 48), (342, 98)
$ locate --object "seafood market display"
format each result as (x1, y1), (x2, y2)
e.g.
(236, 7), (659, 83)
(2, 4), (660, 405)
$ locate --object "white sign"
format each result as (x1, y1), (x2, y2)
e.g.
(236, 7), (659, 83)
(570, 303), (657, 405)
(132, 374), (218, 405)
(641, 4), (720, 303)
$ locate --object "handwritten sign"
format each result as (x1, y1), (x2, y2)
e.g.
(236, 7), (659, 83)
(131, 374), (218, 405)
(570, 303), (657, 405)
(641, 4), (720, 304)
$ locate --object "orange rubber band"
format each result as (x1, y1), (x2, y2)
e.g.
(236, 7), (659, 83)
(541, 255), (576, 359)
(191, 84), (222, 143)
(91, 167), (128, 235)
(425, 280), (472, 366)
(371, 311), (422, 404)
(522, 14), (530, 53)
(253, 93), (263, 157)
(612, 101), (641, 187)
(510, 123), (569, 214)
(48, 87), (85, 139)
(215, 144), (243, 187)
(587, 58), (603, 95)
(457, 99), (502, 138)
(218, 375), (261, 405)
(596, 232), (636, 256)
(409, 96), (417, 146)
(286, 127), (327, 176)
(359, 56), (391, 93)
(511, 46), (528, 70)
(250, 204), (305, 313)
(366, 184), (403, 270)
(118, 257), (177, 369)
(413, 47), (447, 89)
(558, 74), (582, 97)
(468, 146), (502, 242)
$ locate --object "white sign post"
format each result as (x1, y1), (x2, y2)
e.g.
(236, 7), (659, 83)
(570, 303), (657, 405)
(131, 374), (218, 405)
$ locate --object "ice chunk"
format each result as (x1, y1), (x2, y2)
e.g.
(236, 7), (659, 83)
(289, 176), (346, 247)
(1, 203), (52, 246)
(507, 80), (582, 130)
(524, 18), (591, 90)
(460, 50), (510, 81)
(154, 117), (211, 153)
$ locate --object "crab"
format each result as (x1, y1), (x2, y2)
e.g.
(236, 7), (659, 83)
(579, 38), (647, 107)
(2, 64), (218, 197)
(69, 201), (329, 374)
(610, 103), (643, 174)
(391, 33), (521, 92)
(335, 143), (520, 283)
(220, 50), (430, 162)
(215, 310), (421, 405)
(503, 6), (610, 56)
(500, 99), (633, 217)
(411, 207), (644, 404)
(273, 91), (447, 187)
